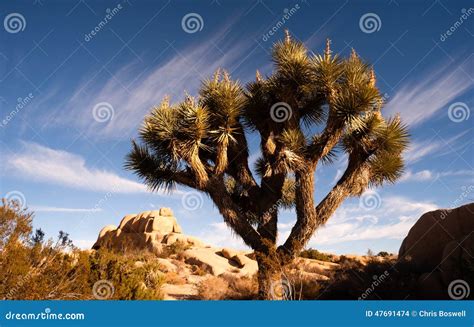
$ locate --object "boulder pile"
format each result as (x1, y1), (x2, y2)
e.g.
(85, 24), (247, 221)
(92, 208), (203, 253)
(398, 203), (474, 298)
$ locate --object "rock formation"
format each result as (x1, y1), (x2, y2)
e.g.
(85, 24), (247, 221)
(92, 208), (189, 253)
(92, 208), (261, 278)
(398, 203), (474, 298)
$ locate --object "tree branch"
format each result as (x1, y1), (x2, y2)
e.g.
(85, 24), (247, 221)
(206, 178), (265, 251)
(279, 155), (371, 261)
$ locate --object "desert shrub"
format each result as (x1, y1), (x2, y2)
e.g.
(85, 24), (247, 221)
(191, 265), (207, 276)
(0, 200), (164, 300)
(223, 274), (258, 300)
(318, 259), (418, 300)
(158, 240), (190, 260)
(377, 251), (390, 257)
(89, 249), (164, 300)
(299, 248), (334, 262)
(286, 272), (322, 300)
(197, 276), (229, 300)
(164, 271), (187, 285)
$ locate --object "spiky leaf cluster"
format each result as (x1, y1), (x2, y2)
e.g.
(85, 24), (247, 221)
(127, 31), (409, 211)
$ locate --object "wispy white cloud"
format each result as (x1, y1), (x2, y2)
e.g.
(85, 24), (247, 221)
(399, 170), (433, 182)
(404, 130), (470, 164)
(384, 63), (473, 127)
(400, 169), (474, 183)
(306, 196), (438, 246)
(29, 206), (103, 213)
(5, 142), (147, 193)
(52, 26), (254, 139)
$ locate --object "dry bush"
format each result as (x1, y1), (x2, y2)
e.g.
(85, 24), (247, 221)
(285, 272), (322, 300)
(0, 200), (165, 300)
(223, 274), (258, 300)
(318, 259), (418, 300)
(191, 265), (207, 276)
(158, 241), (190, 260)
(197, 276), (229, 300)
(164, 271), (187, 285)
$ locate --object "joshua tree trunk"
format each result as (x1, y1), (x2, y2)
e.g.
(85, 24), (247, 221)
(256, 253), (283, 300)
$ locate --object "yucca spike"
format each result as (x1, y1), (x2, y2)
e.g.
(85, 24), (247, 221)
(256, 69), (262, 82)
(223, 70), (230, 83)
(325, 38), (332, 58)
(184, 90), (193, 104)
(394, 112), (401, 122)
(369, 67), (376, 87)
(213, 68), (221, 83)
(284, 29), (291, 43)
(350, 48), (358, 59)
(162, 95), (170, 108)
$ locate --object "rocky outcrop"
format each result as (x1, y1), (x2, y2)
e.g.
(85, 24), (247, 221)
(398, 203), (474, 298)
(92, 207), (345, 300)
(183, 247), (258, 277)
(399, 203), (474, 273)
(92, 208), (187, 251)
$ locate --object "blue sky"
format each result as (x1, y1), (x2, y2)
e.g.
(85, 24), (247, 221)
(0, 0), (473, 254)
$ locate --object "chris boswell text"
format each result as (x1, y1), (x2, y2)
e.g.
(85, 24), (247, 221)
(365, 310), (467, 318)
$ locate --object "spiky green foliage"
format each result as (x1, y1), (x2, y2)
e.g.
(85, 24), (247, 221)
(126, 31), (410, 298)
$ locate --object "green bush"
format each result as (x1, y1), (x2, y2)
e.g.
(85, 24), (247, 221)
(299, 248), (333, 262)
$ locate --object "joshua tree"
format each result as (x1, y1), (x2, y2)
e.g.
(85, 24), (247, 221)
(126, 32), (409, 299)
